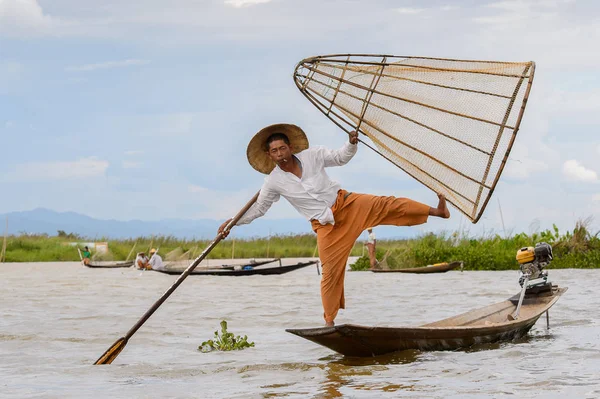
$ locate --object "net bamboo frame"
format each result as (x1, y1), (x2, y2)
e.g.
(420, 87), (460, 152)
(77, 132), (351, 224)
(294, 54), (535, 223)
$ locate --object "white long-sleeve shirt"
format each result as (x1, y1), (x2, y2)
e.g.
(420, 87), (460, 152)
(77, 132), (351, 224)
(367, 231), (376, 244)
(149, 254), (165, 271)
(134, 254), (148, 269)
(237, 141), (358, 226)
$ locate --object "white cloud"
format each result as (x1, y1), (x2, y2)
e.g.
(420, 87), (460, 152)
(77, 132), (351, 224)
(440, 6), (459, 11)
(593, 194), (600, 202)
(0, 0), (54, 35)
(65, 59), (150, 72)
(395, 7), (425, 14)
(224, 0), (272, 8)
(563, 160), (598, 182)
(469, 0), (599, 70)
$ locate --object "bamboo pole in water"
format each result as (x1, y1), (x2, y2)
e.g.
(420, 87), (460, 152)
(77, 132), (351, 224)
(125, 241), (138, 262)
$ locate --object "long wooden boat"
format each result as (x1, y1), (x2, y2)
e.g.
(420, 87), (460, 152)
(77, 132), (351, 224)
(154, 259), (319, 276)
(85, 260), (135, 268)
(163, 258), (279, 272)
(371, 261), (463, 274)
(78, 246), (135, 268)
(287, 285), (567, 357)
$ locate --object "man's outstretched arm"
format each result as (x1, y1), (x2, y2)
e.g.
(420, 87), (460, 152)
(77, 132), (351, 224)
(320, 130), (359, 167)
(218, 185), (280, 237)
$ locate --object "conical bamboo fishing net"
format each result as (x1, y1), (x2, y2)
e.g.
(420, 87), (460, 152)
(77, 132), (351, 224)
(294, 54), (535, 223)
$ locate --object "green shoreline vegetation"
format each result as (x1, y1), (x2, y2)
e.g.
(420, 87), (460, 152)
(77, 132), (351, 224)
(1, 220), (598, 270)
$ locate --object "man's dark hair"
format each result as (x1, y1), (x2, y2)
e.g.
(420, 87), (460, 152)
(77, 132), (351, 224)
(264, 133), (290, 151)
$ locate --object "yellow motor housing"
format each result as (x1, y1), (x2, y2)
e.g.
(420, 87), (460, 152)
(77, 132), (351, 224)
(516, 247), (535, 264)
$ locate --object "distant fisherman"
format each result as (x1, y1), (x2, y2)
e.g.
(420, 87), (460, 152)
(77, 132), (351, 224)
(134, 251), (150, 270)
(81, 246), (91, 265)
(218, 124), (450, 326)
(365, 228), (377, 268)
(148, 248), (165, 271)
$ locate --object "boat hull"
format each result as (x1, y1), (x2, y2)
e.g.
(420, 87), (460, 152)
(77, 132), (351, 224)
(155, 260), (319, 276)
(371, 261), (462, 274)
(85, 261), (134, 268)
(287, 287), (566, 357)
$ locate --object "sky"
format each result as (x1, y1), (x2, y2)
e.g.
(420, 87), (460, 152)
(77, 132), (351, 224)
(0, 0), (599, 238)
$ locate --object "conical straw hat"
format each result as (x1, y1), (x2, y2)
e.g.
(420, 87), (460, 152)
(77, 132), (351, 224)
(247, 123), (309, 174)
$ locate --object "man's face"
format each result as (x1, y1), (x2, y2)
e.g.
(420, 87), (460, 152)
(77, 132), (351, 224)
(267, 139), (293, 166)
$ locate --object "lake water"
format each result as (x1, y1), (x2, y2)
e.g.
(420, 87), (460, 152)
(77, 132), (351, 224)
(1, 261), (598, 398)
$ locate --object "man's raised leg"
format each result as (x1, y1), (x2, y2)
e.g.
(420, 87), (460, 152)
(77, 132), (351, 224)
(428, 193), (450, 219)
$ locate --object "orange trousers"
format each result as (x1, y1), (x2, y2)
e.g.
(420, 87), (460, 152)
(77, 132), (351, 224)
(311, 190), (430, 323)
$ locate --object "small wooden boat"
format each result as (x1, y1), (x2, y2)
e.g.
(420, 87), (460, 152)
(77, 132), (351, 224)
(163, 258), (279, 272)
(85, 260), (135, 268)
(371, 261), (463, 274)
(154, 259), (319, 276)
(78, 245), (135, 268)
(287, 285), (567, 357)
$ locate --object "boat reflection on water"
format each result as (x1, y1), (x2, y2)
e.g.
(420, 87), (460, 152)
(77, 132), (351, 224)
(317, 351), (421, 398)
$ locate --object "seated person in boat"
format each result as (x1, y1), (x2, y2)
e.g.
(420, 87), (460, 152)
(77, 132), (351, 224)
(218, 124), (450, 327)
(148, 248), (165, 271)
(134, 252), (150, 270)
(81, 246), (91, 265)
(365, 228), (377, 268)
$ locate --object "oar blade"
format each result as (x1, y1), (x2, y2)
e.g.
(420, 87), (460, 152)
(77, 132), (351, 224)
(94, 337), (127, 365)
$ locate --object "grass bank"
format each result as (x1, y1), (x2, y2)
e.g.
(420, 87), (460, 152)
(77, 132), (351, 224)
(350, 220), (600, 271)
(1, 221), (599, 270)
(0, 233), (329, 263)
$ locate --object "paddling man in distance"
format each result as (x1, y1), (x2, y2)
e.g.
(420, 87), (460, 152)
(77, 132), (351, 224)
(366, 228), (377, 268)
(218, 124), (450, 327)
(80, 246), (92, 265)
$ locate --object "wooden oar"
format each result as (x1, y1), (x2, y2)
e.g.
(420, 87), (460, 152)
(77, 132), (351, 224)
(94, 191), (259, 365)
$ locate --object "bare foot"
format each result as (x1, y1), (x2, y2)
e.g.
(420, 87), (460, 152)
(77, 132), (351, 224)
(325, 321), (335, 327)
(435, 193), (450, 218)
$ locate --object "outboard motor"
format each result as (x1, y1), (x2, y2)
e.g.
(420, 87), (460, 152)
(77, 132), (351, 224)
(515, 242), (553, 293)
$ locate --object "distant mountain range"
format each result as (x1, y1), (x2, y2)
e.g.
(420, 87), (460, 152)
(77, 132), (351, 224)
(0, 208), (306, 239)
(0, 208), (417, 240)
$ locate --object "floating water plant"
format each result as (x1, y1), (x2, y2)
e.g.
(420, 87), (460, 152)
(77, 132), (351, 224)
(199, 320), (254, 352)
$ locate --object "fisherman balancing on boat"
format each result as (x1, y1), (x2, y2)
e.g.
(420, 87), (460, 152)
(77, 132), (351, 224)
(218, 124), (450, 326)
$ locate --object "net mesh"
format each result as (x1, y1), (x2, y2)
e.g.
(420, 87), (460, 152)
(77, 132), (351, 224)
(294, 55), (535, 223)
